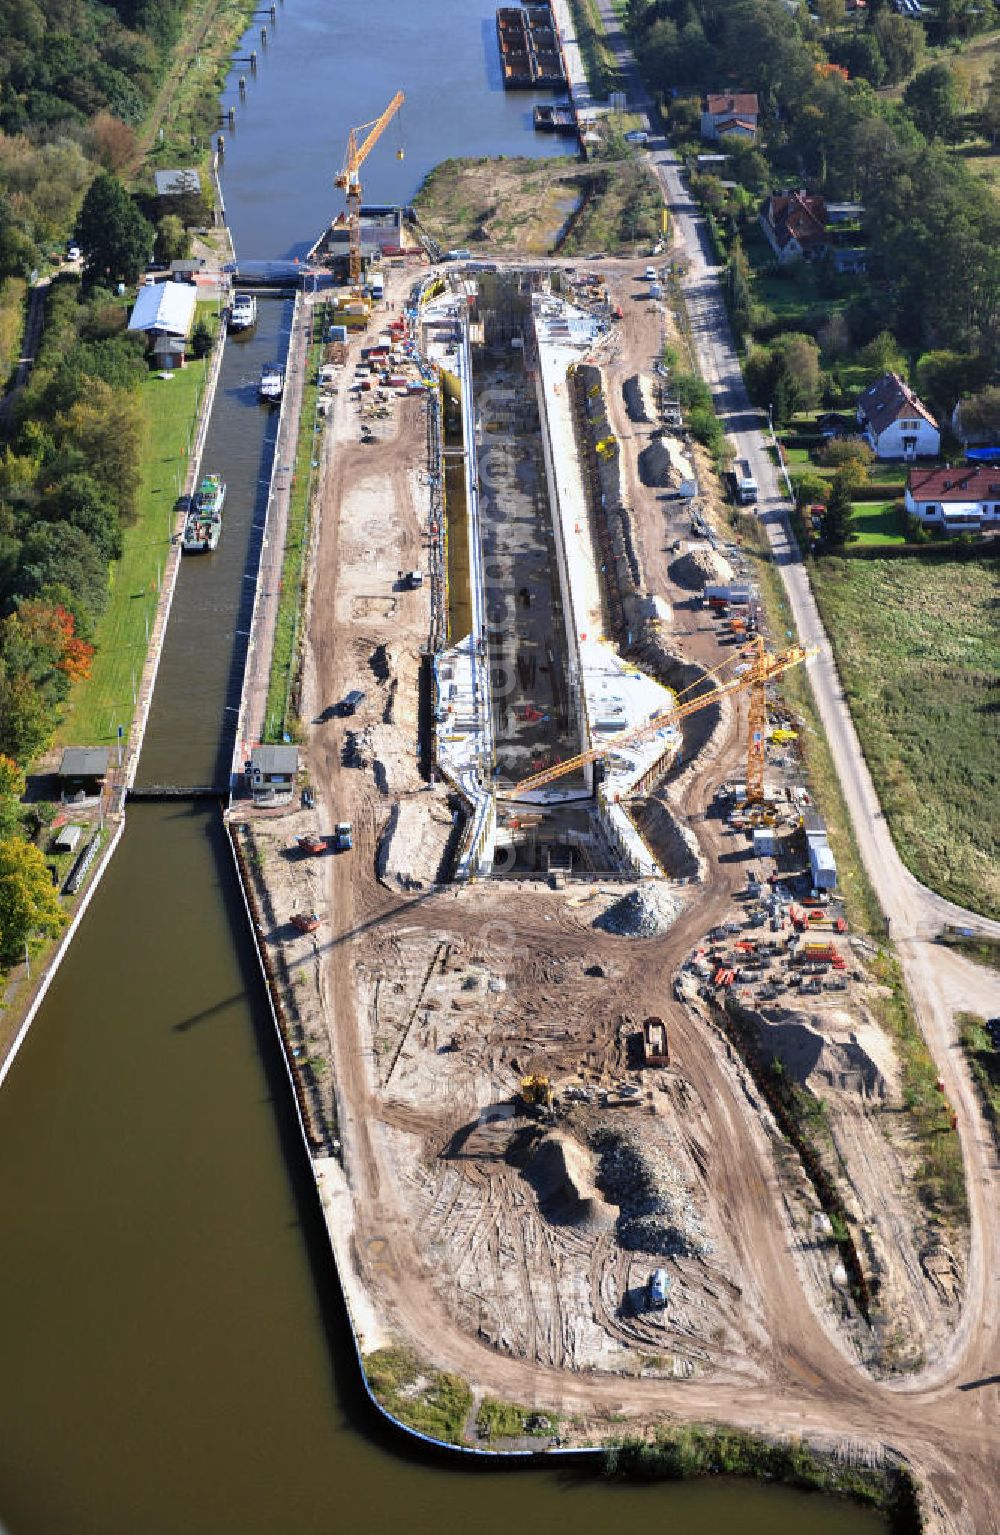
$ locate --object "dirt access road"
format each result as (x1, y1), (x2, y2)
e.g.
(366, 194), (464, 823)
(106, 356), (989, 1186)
(290, 263), (998, 1532)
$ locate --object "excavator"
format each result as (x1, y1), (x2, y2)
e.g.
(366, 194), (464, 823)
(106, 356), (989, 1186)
(502, 636), (815, 805)
(335, 90), (405, 295)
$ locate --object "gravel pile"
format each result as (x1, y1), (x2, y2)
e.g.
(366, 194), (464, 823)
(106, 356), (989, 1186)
(594, 884), (681, 938)
(671, 544), (734, 590)
(591, 1124), (711, 1258)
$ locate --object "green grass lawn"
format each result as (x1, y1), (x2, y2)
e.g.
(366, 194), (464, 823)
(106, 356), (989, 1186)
(262, 304), (325, 741)
(54, 307), (220, 750)
(849, 502), (904, 545)
(812, 555), (1000, 918)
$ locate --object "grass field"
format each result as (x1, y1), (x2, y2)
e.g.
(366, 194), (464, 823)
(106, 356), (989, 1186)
(812, 554), (1000, 919)
(54, 306), (220, 751)
(848, 501), (904, 545)
(364, 1348), (471, 1444)
(261, 304), (324, 742)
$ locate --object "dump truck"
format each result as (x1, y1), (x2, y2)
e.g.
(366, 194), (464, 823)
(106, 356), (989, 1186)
(648, 1268), (671, 1308)
(642, 1015), (670, 1067)
(295, 834), (327, 856)
(732, 457), (758, 504)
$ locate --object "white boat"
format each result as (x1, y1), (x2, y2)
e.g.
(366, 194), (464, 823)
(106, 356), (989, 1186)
(229, 292), (257, 332)
(259, 362), (284, 404)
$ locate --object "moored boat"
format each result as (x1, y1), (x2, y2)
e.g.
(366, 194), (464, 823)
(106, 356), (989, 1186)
(259, 362), (284, 403)
(182, 473), (226, 553)
(229, 292), (257, 332)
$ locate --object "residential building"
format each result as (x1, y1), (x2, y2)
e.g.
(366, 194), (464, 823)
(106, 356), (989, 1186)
(904, 465), (1000, 531)
(701, 92), (759, 142)
(856, 373), (940, 460)
(759, 190), (829, 263)
(248, 744), (299, 805)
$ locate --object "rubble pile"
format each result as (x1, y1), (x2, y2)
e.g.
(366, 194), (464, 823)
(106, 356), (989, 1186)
(594, 884), (681, 938)
(591, 1124), (711, 1258)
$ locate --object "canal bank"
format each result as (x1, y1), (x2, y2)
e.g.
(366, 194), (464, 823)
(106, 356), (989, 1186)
(0, 3), (893, 1531)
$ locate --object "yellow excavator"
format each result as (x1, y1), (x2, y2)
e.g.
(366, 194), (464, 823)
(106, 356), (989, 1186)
(520, 1074), (554, 1109)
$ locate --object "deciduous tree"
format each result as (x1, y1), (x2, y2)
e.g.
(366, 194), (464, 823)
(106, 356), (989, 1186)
(0, 836), (65, 966)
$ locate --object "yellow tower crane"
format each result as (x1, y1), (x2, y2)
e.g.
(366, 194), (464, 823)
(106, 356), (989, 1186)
(335, 90), (405, 292)
(503, 636), (815, 802)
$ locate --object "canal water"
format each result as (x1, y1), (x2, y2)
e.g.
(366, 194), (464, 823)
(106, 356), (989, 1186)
(219, 0), (571, 260)
(0, 2), (886, 1531)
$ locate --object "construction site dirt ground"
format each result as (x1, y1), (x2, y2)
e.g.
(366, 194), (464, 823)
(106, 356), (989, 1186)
(236, 260), (997, 1531)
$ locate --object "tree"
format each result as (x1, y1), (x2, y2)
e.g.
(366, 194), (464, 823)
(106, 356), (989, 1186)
(871, 11), (924, 86)
(790, 468), (831, 508)
(75, 171), (153, 285)
(0, 665), (52, 761)
(904, 65), (961, 144)
(954, 385), (1000, 442)
(817, 312), (850, 357)
(190, 317), (213, 359)
(87, 111), (137, 173)
(914, 350), (990, 417)
(818, 436), (875, 472)
(823, 468), (856, 547)
(0, 753), (25, 839)
(0, 836), (65, 966)
(816, 0), (843, 27)
(859, 329), (907, 376)
(726, 237), (753, 336)
(154, 213), (189, 264)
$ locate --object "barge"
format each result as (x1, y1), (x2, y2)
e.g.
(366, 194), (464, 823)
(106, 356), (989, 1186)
(496, 5), (566, 89)
(533, 102), (577, 134)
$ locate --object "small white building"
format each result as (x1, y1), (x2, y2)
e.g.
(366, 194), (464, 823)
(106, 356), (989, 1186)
(904, 466), (1000, 532)
(856, 373), (939, 461)
(127, 280), (197, 369)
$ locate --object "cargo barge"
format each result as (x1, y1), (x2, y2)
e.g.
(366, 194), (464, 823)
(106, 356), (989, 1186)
(533, 102), (577, 134)
(496, 5), (566, 89)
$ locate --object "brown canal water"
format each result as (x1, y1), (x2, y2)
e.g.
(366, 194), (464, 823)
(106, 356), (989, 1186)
(0, 3), (887, 1530)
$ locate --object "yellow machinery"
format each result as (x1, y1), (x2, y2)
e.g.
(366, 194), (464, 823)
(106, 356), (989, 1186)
(335, 90), (405, 292)
(520, 1074), (554, 1108)
(503, 636), (814, 803)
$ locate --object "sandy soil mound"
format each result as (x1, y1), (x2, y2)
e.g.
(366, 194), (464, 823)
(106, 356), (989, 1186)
(594, 883), (682, 937)
(671, 543), (735, 590)
(754, 1011), (890, 1102)
(526, 1132), (612, 1228)
(377, 794), (455, 890)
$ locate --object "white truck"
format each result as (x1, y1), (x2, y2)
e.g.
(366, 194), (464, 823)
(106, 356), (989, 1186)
(730, 456), (758, 505)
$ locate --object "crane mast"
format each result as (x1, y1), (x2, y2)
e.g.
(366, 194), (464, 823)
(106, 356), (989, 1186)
(504, 636), (814, 800)
(335, 90), (405, 291)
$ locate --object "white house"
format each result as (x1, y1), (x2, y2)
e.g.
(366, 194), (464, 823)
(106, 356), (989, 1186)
(856, 373), (939, 461)
(905, 466), (1000, 532)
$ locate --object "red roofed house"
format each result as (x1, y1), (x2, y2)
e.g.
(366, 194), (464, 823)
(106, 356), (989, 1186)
(701, 92), (759, 142)
(760, 190), (829, 264)
(857, 373), (940, 461)
(905, 465), (1000, 532)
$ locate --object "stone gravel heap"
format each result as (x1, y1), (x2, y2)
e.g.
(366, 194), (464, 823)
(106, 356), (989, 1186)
(590, 1124), (712, 1258)
(594, 884), (680, 938)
